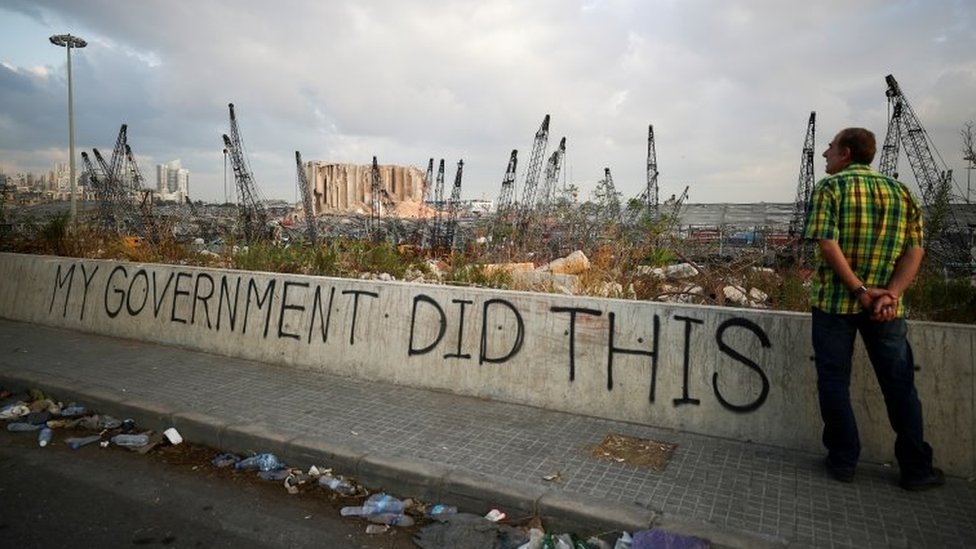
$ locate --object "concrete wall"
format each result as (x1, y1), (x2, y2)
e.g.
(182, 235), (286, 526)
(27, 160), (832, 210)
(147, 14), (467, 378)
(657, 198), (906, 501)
(1, 252), (973, 476)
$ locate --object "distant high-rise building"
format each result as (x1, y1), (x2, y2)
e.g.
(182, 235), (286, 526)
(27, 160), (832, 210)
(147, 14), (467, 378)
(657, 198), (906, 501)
(156, 159), (190, 203)
(53, 162), (69, 191)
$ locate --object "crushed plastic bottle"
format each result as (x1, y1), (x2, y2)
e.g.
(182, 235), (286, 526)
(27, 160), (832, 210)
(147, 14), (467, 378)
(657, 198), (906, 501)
(364, 524), (390, 534)
(60, 405), (88, 417)
(98, 416), (122, 430)
(340, 493), (406, 517)
(66, 435), (102, 449)
(234, 453), (284, 472)
(367, 513), (415, 527)
(318, 473), (357, 495)
(7, 422), (43, 432)
(38, 427), (53, 447)
(426, 504), (458, 519)
(111, 433), (150, 447)
(0, 402), (29, 419)
(211, 453), (240, 468)
(257, 469), (291, 481)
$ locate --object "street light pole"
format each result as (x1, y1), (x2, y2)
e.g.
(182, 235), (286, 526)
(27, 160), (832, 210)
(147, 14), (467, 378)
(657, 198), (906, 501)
(966, 155), (973, 204)
(49, 33), (87, 227)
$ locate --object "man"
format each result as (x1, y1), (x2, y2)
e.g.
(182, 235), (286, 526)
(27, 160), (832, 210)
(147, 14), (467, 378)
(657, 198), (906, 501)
(804, 127), (943, 490)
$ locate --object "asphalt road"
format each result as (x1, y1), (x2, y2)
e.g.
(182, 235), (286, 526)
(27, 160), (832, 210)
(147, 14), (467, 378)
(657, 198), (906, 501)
(0, 427), (419, 548)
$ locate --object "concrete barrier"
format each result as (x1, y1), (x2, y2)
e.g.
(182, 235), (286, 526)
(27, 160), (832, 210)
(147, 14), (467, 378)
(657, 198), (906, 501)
(1, 252), (973, 476)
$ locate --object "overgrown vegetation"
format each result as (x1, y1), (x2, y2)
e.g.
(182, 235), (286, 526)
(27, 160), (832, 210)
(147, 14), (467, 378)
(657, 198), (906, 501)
(2, 204), (973, 324)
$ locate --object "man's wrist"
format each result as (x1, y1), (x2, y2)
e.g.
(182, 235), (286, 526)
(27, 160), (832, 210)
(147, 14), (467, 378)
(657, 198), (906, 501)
(852, 284), (868, 298)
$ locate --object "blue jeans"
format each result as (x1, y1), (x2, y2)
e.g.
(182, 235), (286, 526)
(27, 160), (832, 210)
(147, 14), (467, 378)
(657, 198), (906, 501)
(811, 308), (933, 480)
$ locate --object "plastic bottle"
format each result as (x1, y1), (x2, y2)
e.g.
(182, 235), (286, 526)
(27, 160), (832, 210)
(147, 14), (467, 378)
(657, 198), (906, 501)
(111, 433), (150, 447)
(38, 427), (53, 447)
(234, 453), (284, 472)
(7, 422), (42, 432)
(98, 416), (122, 430)
(426, 504), (458, 518)
(257, 469), (291, 481)
(66, 435), (102, 449)
(339, 493), (405, 517)
(211, 453), (240, 468)
(60, 405), (88, 417)
(366, 513), (415, 527)
(0, 403), (29, 420)
(318, 473), (357, 495)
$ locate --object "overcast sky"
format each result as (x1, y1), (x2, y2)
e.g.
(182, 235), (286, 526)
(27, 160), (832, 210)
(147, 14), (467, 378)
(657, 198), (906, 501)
(1, 0), (974, 205)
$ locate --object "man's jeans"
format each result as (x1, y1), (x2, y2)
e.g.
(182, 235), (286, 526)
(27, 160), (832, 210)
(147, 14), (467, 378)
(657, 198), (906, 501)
(811, 308), (933, 479)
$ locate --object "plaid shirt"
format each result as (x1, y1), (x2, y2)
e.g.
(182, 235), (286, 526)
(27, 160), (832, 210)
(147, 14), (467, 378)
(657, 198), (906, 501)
(803, 163), (923, 315)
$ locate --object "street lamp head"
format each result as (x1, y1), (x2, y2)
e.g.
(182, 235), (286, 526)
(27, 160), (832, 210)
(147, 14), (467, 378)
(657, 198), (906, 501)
(49, 34), (87, 49)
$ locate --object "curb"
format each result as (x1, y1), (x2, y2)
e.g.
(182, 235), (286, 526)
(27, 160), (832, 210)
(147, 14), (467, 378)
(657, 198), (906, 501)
(0, 370), (788, 547)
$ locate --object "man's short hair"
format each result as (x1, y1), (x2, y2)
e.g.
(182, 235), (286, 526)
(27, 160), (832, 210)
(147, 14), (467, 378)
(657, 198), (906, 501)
(837, 128), (877, 165)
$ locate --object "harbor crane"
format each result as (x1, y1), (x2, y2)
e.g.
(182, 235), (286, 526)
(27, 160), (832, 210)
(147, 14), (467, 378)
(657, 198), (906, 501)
(495, 149), (518, 217)
(787, 112), (816, 265)
(429, 159), (446, 249)
(222, 103), (270, 244)
(518, 115), (551, 223)
(539, 137), (567, 212)
(441, 160), (464, 250)
(644, 125), (660, 216)
(788, 112), (816, 240)
(880, 74), (968, 266)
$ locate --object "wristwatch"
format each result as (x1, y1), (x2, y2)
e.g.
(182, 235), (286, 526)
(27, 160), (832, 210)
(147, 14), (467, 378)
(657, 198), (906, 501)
(852, 284), (868, 298)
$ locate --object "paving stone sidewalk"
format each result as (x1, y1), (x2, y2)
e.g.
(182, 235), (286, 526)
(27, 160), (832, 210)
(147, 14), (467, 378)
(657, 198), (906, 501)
(1, 319), (973, 548)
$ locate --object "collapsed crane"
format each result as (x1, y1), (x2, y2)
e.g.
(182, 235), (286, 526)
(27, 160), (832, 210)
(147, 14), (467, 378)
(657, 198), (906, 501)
(295, 151), (318, 246)
(222, 103), (270, 244)
(665, 185), (690, 234)
(84, 124), (154, 239)
(125, 143), (163, 245)
(880, 74), (968, 266)
(91, 124), (132, 232)
(80, 151), (103, 213)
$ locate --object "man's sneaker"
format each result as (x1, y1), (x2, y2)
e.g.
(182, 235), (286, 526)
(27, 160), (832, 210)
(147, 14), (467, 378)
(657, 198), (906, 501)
(824, 457), (855, 483)
(900, 468), (945, 491)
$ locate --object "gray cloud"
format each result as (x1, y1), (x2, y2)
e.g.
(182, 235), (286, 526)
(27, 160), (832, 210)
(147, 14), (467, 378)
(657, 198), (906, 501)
(1, 0), (974, 204)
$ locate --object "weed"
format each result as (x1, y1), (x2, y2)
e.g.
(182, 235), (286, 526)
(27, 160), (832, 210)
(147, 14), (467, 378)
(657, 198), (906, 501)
(904, 273), (976, 323)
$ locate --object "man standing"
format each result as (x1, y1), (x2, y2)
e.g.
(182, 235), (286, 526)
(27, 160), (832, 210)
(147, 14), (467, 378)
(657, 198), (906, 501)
(804, 127), (943, 490)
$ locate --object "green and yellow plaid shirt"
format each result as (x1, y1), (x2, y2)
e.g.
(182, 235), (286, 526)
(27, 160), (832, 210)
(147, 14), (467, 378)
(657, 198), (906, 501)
(803, 163), (923, 315)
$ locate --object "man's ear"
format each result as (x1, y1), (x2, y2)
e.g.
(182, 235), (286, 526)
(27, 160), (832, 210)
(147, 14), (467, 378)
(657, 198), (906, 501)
(840, 146), (853, 162)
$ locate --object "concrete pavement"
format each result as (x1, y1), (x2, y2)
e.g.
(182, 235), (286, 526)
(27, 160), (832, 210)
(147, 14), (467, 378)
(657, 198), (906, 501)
(1, 318), (973, 548)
